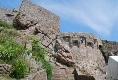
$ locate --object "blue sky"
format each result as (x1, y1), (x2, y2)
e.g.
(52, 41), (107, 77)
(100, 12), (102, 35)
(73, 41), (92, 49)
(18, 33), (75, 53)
(0, 0), (118, 41)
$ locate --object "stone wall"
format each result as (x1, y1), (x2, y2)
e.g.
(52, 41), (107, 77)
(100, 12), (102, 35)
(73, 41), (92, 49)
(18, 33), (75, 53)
(19, 0), (60, 34)
(13, 0), (61, 54)
(0, 7), (18, 24)
(57, 32), (102, 48)
(0, 0), (108, 80)
(52, 66), (75, 80)
(55, 32), (106, 80)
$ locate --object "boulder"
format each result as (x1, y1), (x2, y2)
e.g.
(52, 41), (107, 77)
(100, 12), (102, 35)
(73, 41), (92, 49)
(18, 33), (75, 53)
(55, 39), (75, 65)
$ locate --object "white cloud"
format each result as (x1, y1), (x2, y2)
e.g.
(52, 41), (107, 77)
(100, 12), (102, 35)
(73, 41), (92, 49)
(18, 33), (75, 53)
(30, 0), (118, 36)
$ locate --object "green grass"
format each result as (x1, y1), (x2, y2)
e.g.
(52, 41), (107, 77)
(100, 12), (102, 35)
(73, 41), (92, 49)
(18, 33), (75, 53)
(31, 39), (52, 80)
(0, 34), (24, 62)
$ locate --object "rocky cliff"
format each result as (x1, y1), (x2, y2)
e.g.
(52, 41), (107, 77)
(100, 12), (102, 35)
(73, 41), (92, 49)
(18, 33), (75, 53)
(0, 0), (109, 80)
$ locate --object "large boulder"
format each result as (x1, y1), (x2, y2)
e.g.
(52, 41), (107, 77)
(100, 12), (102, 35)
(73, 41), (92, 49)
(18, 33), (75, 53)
(55, 39), (75, 65)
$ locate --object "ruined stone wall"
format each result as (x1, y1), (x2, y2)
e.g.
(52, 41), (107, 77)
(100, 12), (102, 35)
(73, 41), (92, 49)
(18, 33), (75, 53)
(16, 0), (60, 52)
(0, 0), (107, 80)
(19, 0), (60, 34)
(56, 32), (106, 80)
(57, 32), (102, 48)
(0, 7), (18, 24)
(52, 66), (74, 80)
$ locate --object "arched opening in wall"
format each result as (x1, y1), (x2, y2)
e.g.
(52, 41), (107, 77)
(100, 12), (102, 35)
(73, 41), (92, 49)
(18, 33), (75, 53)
(80, 36), (85, 43)
(72, 40), (79, 47)
(87, 42), (94, 48)
(63, 36), (70, 42)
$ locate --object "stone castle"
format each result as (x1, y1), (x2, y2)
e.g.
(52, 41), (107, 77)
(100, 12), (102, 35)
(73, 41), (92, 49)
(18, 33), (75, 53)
(1, 0), (117, 80)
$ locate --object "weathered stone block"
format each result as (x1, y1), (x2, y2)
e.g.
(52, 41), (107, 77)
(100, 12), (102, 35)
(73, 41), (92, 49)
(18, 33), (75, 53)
(41, 36), (53, 47)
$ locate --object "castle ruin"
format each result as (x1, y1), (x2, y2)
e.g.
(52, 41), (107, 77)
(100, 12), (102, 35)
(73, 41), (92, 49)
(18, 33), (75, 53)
(0, 0), (109, 80)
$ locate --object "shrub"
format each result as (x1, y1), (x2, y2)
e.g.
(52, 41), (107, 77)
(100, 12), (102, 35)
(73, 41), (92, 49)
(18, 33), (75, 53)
(10, 57), (29, 79)
(32, 39), (45, 59)
(0, 34), (24, 62)
(41, 59), (52, 80)
(31, 39), (52, 80)
(99, 45), (104, 53)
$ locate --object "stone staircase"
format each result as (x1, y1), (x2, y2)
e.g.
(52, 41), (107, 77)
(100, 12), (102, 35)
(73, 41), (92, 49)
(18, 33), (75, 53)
(52, 66), (75, 80)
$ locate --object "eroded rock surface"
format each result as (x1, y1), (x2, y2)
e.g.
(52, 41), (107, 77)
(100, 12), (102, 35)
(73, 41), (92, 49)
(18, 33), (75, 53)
(55, 39), (75, 65)
(0, 64), (11, 76)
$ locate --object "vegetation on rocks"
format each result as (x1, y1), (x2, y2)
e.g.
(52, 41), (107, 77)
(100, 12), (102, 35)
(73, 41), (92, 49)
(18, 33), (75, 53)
(31, 39), (52, 80)
(0, 20), (52, 80)
(10, 57), (29, 79)
(99, 45), (104, 53)
(0, 34), (24, 62)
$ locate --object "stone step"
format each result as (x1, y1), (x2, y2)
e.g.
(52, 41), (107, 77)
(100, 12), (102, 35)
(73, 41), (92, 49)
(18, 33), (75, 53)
(52, 73), (74, 77)
(52, 78), (74, 80)
(52, 73), (75, 80)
